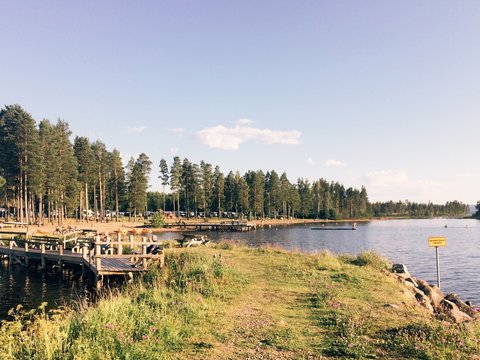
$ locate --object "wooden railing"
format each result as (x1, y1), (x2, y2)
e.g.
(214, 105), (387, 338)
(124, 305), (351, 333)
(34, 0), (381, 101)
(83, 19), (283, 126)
(92, 238), (163, 270)
(0, 234), (163, 272)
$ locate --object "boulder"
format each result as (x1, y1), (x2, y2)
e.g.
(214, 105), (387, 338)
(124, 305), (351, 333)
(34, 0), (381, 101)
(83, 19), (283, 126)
(445, 293), (475, 317)
(416, 282), (444, 308)
(429, 286), (445, 307)
(404, 277), (418, 287)
(392, 264), (411, 277)
(440, 299), (472, 323)
(416, 279), (430, 291)
(413, 287), (434, 315)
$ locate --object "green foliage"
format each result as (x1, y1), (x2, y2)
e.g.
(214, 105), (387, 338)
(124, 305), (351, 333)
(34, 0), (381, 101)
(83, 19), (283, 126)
(475, 201), (480, 218)
(341, 251), (392, 271)
(325, 316), (372, 358)
(150, 212), (166, 227)
(164, 252), (228, 297)
(1, 246), (480, 359)
(383, 323), (480, 359)
(0, 249), (240, 359)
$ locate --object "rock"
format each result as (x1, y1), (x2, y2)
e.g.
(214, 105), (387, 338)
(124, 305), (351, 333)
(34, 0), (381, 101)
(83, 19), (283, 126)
(416, 279), (430, 291)
(395, 273), (417, 287)
(445, 293), (475, 317)
(440, 299), (472, 323)
(429, 286), (445, 307)
(466, 300), (473, 306)
(404, 277), (418, 287)
(413, 288), (434, 315)
(392, 264), (411, 277)
(416, 282), (444, 308)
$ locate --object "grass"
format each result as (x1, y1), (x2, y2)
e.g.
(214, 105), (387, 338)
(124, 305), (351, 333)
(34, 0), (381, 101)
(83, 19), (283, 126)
(1, 244), (480, 359)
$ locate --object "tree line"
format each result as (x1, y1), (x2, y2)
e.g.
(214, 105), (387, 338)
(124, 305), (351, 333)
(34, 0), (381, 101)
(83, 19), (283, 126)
(0, 104), (470, 224)
(150, 160), (371, 220)
(0, 104), (151, 225)
(148, 158), (470, 220)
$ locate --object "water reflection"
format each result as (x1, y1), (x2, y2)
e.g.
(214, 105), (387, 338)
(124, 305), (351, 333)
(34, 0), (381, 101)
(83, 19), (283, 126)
(0, 262), (92, 320)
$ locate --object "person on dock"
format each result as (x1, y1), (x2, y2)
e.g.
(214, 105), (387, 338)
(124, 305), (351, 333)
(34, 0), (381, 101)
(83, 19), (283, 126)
(101, 232), (112, 253)
(131, 236), (162, 267)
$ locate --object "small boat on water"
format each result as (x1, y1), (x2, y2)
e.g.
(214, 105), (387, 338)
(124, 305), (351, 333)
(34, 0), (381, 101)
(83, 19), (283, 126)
(311, 223), (357, 231)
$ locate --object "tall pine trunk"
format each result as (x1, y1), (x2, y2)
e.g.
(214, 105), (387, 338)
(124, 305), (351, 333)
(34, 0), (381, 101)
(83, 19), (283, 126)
(19, 174), (23, 223)
(93, 185), (97, 222)
(85, 182), (89, 223)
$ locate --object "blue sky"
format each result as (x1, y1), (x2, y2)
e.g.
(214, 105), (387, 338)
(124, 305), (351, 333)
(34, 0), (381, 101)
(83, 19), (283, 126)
(1, 1), (479, 203)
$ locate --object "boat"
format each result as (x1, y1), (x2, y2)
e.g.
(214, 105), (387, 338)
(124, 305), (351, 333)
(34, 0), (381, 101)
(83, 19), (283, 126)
(311, 223), (357, 231)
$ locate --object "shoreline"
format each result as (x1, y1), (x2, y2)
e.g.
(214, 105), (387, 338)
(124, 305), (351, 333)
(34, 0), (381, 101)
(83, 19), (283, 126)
(0, 215), (471, 236)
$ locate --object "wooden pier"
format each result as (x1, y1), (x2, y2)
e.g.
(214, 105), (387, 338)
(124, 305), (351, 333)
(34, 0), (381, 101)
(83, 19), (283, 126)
(0, 231), (164, 289)
(165, 221), (256, 232)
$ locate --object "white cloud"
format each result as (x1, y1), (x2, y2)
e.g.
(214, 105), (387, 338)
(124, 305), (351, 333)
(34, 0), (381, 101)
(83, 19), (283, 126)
(456, 172), (479, 179)
(235, 118), (254, 126)
(306, 158), (316, 165)
(364, 170), (409, 188)
(362, 170), (445, 202)
(195, 119), (302, 150)
(125, 126), (146, 133)
(170, 147), (178, 154)
(167, 127), (185, 134)
(325, 159), (346, 167)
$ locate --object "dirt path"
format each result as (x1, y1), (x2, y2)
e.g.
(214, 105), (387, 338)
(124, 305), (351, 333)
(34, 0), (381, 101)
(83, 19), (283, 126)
(205, 251), (322, 359)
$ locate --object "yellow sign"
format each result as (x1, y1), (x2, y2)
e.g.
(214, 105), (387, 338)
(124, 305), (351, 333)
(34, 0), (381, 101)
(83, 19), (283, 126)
(428, 236), (446, 247)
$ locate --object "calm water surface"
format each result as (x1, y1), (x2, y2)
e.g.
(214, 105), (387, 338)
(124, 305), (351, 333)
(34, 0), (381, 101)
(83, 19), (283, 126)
(0, 264), (91, 320)
(0, 218), (479, 319)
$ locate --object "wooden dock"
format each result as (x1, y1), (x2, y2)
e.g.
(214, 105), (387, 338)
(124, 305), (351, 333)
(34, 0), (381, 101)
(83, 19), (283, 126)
(165, 221), (256, 232)
(0, 231), (164, 289)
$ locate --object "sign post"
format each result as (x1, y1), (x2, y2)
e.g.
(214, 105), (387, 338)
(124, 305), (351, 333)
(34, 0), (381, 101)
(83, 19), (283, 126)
(428, 236), (446, 288)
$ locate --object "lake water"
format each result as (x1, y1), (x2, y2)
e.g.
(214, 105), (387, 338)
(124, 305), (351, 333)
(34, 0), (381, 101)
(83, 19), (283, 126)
(0, 218), (479, 319)
(0, 262), (91, 320)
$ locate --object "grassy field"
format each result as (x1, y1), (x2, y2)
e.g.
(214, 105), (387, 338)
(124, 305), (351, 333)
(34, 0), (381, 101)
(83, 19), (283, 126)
(1, 243), (479, 359)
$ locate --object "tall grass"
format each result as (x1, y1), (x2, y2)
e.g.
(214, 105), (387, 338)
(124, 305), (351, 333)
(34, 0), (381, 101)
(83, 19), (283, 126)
(0, 250), (241, 360)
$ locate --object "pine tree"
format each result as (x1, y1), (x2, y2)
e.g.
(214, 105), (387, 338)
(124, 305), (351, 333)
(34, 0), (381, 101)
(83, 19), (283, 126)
(212, 166), (225, 218)
(110, 149), (125, 221)
(170, 156), (182, 217)
(159, 158), (169, 213)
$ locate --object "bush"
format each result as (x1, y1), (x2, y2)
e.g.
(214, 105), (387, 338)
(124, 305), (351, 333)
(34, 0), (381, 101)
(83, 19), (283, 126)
(343, 252), (392, 271)
(150, 212), (165, 228)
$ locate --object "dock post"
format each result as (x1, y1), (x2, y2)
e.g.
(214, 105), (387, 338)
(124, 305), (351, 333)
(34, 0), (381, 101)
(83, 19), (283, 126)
(58, 244), (64, 268)
(96, 274), (103, 290)
(95, 244), (102, 270)
(24, 241), (29, 266)
(81, 244), (88, 276)
(142, 236), (147, 268)
(117, 232), (123, 255)
(8, 240), (13, 264)
(41, 243), (46, 269)
(129, 234), (134, 251)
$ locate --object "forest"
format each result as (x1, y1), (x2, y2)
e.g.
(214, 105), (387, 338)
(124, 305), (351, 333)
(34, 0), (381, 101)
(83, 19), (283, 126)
(0, 104), (470, 224)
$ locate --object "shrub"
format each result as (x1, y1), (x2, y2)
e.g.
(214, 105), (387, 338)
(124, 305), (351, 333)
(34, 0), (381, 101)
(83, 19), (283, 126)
(150, 212), (165, 228)
(345, 252), (392, 271)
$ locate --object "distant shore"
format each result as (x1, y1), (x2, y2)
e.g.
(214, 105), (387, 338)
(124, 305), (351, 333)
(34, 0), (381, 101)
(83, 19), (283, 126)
(0, 216), (446, 236)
